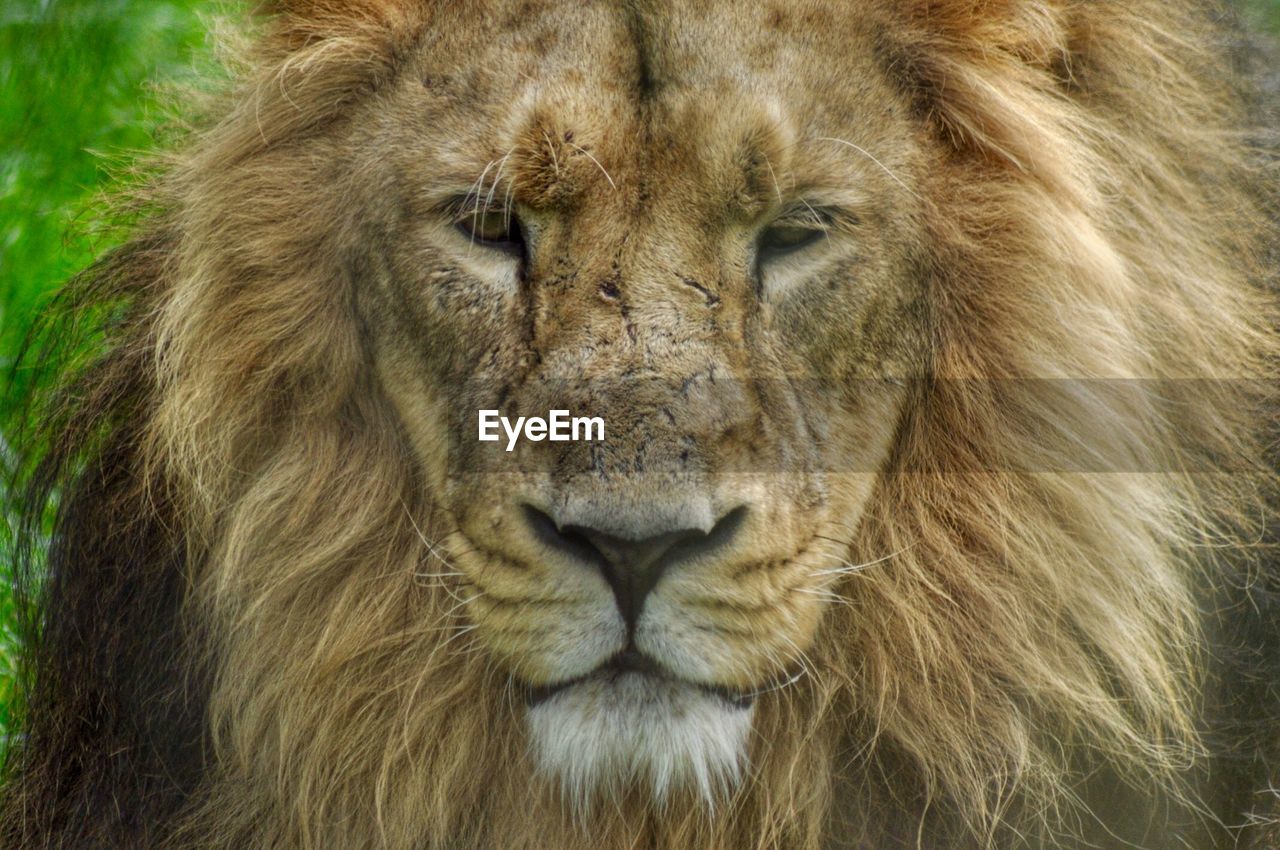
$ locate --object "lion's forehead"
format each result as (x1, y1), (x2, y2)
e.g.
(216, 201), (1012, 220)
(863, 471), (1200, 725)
(427, 0), (875, 88)
(411, 0), (903, 209)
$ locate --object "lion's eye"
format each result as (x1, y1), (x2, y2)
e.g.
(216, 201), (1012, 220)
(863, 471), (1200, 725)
(757, 210), (831, 263)
(456, 208), (525, 258)
(758, 224), (825, 257)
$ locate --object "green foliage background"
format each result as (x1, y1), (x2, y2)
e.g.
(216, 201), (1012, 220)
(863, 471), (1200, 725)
(1, 0), (215, 743)
(0, 0), (1276, 745)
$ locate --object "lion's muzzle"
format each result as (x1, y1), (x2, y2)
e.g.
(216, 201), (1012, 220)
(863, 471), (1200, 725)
(519, 501), (748, 632)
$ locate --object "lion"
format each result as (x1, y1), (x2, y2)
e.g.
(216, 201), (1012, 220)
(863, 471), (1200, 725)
(3, 0), (1278, 847)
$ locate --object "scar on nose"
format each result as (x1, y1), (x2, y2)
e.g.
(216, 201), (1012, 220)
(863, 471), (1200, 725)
(681, 276), (721, 308)
(598, 275), (621, 301)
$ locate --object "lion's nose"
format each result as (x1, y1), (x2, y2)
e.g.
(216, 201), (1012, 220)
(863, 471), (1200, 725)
(521, 504), (747, 629)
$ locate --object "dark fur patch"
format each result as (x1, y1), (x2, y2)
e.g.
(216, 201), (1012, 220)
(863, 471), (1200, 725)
(2, 234), (212, 848)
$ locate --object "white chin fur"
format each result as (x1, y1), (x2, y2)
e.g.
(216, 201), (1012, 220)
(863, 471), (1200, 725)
(527, 672), (754, 809)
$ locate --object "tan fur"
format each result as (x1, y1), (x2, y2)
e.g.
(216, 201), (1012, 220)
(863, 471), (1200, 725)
(85, 1), (1278, 847)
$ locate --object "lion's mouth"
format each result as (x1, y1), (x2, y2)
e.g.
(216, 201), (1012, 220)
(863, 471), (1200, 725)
(523, 648), (756, 710)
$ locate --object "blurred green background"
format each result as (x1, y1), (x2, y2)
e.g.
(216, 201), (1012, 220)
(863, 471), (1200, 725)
(0, 0), (1277, 747)
(1, 0), (220, 745)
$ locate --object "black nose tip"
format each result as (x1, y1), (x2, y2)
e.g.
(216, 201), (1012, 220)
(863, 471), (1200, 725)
(522, 504), (747, 629)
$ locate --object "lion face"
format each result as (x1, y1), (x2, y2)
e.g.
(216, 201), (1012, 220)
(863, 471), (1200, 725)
(16, 0), (1272, 845)
(350, 2), (926, 802)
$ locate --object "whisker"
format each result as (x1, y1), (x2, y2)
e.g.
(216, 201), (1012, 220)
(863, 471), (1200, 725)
(799, 197), (832, 248)
(761, 152), (785, 205)
(433, 593), (484, 621)
(413, 570), (465, 580)
(739, 667), (808, 701)
(566, 141), (617, 190)
(541, 130), (560, 177)
(806, 549), (903, 578)
(504, 171), (518, 229)
(399, 501), (461, 568)
(816, 135), (920, 199)
(793, 586), (851, 605)
(426, 620), (483, 660)
(425, 621), (480, 636)
(484, 146), (517, 213)
(769, 631), (817, 710)
(397, 502), (487, 607)
(464, 158), (499, 249)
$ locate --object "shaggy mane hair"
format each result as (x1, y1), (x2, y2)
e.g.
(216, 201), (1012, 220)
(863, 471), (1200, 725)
(3, 1), (1278, 848)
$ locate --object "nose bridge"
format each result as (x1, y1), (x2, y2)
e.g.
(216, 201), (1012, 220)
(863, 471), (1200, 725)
(526, 107), (721, 350)
(557, 213), (732, 351)
(539, 249), (749, 432)
(516, 153), (758, 486)
(519, 317), (752, 506)
(533, 208), (737, 382)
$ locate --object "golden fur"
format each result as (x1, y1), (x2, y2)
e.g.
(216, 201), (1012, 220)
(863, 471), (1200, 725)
(5, 1), (1278, 848)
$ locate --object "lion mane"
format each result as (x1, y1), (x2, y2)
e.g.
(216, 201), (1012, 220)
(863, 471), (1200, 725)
(4, 1), (1278, 848)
